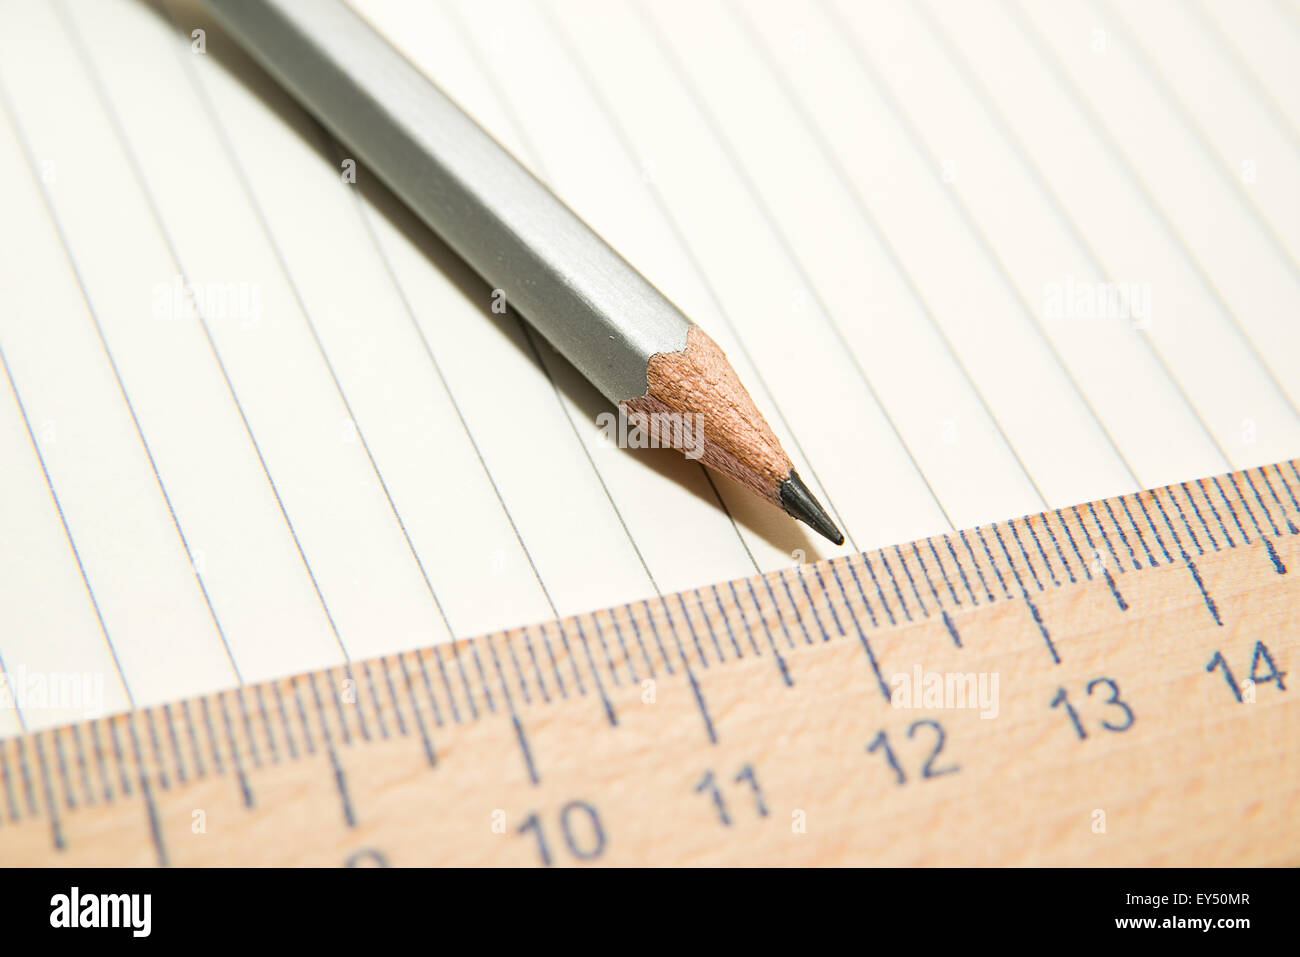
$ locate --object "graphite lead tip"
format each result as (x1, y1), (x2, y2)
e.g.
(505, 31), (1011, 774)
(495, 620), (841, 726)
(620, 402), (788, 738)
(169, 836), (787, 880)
(779, 470), (845, 546)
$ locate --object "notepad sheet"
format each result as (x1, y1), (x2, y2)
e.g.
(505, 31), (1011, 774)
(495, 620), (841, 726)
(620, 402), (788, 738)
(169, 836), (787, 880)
(1, 0), (1298, 733)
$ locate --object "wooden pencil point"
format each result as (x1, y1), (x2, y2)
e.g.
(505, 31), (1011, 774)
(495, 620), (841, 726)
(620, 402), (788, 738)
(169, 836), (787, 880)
(624, 327), (843, 544)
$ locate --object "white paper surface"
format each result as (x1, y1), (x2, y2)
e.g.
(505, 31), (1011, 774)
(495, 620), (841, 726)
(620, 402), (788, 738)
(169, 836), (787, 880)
(1, 0), (1297, 733)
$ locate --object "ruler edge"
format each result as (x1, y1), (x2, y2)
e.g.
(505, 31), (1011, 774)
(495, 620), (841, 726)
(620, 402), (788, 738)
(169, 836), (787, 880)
(2, 458), (1299, 844)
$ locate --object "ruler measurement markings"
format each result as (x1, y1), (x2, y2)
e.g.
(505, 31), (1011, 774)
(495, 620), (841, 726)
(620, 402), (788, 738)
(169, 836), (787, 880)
(225, 688), (260, 774)
(444, 643), (479, 723)
(588, 610), (626, 685)
(68, 724), (95, 808)
(1131, 491), (1174, 564)
(859, 552), (901, 625)
(10, 736), (34, 818)
(197, 696), (225, 777)
(87, 719), (115, 802)
(570, 612), (615, 699)
(409, 647), (447, 728)
(972, 527), (1011, 598)
(50, 729), (76, 811)
(1188, 479), (1233, 548)
(1070, 506), (1129, 612)
(466, 642), (497, 717)
(1001, 519), (1045, 592)
(1086, 501), (1128, 572)
(216, 691), (254, 809)
(567, 617), (618, 727)
(1224, 471), (1267, 538)
(106, 717), (131, 798)
(878, 550), (915, 619)
(673, 589), (718, 663)
(804, 564), (847, 637)
(428, 645), (463, 725)
(1263, 537), (1288, 576)
(32, 734), (62, 850)
(0, 740), (22, 822)
(628, 598), (675, 675)
(736, 581), (792, 686)
(1, 463), (1295, 864)
(983, 519), (1062, 663)
(1051, 508), (1093, 581)
(361, 660), (394, 736)
(176, 700), (204, 781)
(932, 534), (977, 602)
(368, 656), (406, 735)
(608, 606), (647, 681)
(941, 610), (963, 649)
(142, 707), (170, 790)
(497, 635), (532, 708)
(1242, 469), (1287, 536)
(1254, 466), (1298, 534)
(907, 539), (948, 608)
(514, 627), (554, 703)
(1035, 510), (1078, 581)
(1115, 495), (1156, 567)
(1174, 482), (1218, 550)
(543, 619), (585, 698)
(784, 566), (827, 643)
(1159, 485), (1206, 555)
(761, 572), (811, 646)
(836, 557), (880, 628)
(1151, 486), (1224, 625)
(302, 673), (355, 829)
(956, 528), (998, 600)
(1099, 499), (1140, 569)
(395, 651), (438, 767)
(269, 682), (301, 759)
(122, 712), (167, 867)
(993, 521), (1042, 593)
(1204, 475), (1248, 545)
(650, 598), (717, 745)
(1270, 463), (1300, 519)
(825, 559), (891, 701)
(483, 632), (538, 785)
(746, 576), (796, 651)
(236, 687), (266, 770)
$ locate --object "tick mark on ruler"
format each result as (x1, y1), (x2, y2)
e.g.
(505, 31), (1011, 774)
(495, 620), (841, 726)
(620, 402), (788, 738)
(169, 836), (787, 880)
(125, 719), (168, 866)
(297, 677), (355, 827)
(942, 610), (962, 648)
(828, 561), (890, 701)
(1185, 562), (1223, 626)
(327, 743), (356, 828)
(572, 618), (618, 727)
(1101, 568), (1129, 612)
(513, 717), (540, 785)
(656, 601), (718, 742)
(396, 655), (437, 767)
(1025, 598), (1060, 665)
(33, 734), (64, 852)
(1263, 537), (1287, 575)
(686, 669), (717, 744)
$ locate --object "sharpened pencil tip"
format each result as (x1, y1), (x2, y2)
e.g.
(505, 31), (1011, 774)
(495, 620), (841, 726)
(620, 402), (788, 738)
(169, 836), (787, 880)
(779, 470), (844, 546)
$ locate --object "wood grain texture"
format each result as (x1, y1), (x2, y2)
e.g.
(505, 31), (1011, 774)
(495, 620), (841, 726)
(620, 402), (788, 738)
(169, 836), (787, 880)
(2, 462), (1298, 866)
(624, 326), (791, 503)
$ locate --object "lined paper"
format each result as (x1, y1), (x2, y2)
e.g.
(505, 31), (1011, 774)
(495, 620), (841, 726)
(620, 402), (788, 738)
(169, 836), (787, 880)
(1, 0), (1297, 734)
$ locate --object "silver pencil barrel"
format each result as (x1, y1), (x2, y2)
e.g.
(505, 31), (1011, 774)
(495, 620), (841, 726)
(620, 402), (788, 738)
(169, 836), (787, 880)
(201, 0), (691, 404)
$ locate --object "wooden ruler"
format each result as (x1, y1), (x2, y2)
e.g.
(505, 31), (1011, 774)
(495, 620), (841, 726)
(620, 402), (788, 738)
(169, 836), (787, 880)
(2, 462), (1298, 866)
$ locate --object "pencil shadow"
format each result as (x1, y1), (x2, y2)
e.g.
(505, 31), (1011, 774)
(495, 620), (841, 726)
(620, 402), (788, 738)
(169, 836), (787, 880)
(143, 0), (815, 559)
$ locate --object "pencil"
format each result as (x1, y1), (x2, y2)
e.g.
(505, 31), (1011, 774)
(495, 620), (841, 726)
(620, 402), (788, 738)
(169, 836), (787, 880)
(200, 0), (844, 545)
